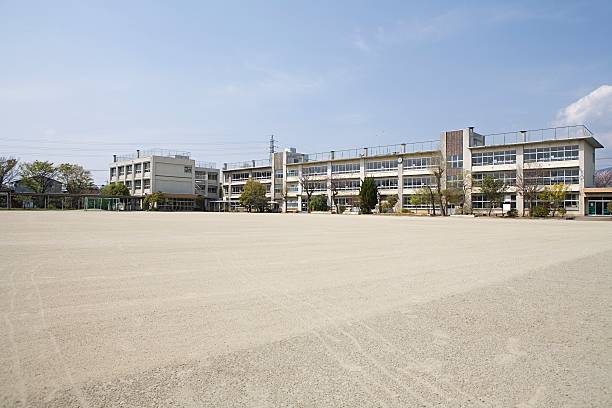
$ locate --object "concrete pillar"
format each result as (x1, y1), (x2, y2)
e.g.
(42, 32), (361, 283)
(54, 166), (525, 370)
(397, 157), (404, 210)
(326, 161), (333, 208)
(516, 145), (525, 216)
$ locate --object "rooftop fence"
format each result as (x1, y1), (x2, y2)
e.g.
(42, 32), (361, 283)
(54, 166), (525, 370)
(195, 161), (217, 169)
(116, 149), (191, 161)
(472, 125), (593, 147)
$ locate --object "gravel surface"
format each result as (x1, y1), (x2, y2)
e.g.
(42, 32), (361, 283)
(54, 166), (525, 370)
(1, 211), (611, 407)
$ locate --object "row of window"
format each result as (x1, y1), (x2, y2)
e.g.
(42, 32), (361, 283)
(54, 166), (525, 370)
(471, 193), (580, 209)
(231, 185), (271, 194)
(524, 168), (580, 185)
(472, 171), (517, 186)
(524, 145), (579, 163)
(472, 194), (517, 209)
(111, 162), (151, 178)
(472, 150), (516, 166)
(195, 171), (218, 181)
(116, 179), (151, 190)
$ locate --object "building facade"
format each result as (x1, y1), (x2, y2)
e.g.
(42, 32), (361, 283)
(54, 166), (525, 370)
(221, 125), (604, 216)
(108, 149), (220, 210)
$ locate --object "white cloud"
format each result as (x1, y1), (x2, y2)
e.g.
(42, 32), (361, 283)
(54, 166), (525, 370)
(554, 85), (612, 149)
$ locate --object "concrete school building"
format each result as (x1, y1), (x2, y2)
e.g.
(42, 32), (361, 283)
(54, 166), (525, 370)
(220, 125), (608, 216)
(108, 149), (221, 211)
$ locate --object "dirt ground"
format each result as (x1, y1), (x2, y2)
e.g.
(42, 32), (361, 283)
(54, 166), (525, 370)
(1, 211), (611, 407)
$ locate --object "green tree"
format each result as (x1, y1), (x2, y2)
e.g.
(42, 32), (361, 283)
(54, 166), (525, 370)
(481, 175), (506, 216)
(239, 178), (268, 212)
(19, 161), (59, 193)
(58, 163), (96, 194)
(410, 187), (435, 214)
(143, 192), (165, 210)
(100, 183), (130, 196)
(310, 194), (329, 211)
(359, 177), (378, 214)
(0, 157), (18, 189)
(538, 184), (569, 217)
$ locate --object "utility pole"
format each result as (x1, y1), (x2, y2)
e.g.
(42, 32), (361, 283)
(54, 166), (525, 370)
(269, 135), (276, 156)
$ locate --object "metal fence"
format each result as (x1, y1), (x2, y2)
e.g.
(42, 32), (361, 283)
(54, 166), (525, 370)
(473, 125), (593, 147)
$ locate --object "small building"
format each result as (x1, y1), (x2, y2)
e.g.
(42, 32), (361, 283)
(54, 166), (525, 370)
(108, 150), (221, 211)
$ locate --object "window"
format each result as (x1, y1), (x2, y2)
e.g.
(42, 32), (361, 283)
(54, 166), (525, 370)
(286, 200), (298, 209)
(287, 169), (299, 177)
(303, 165), (327, 176)
(231, 185), (244, 194)
(208, 186), (217, 194)
(403, 195), (437, 209)
(403, 176), (434, 189)
(472, 193), (516, 209)
(524, 145), (578, 163)
(135, 163), (142, 174)
(253, 171), (272, 180)
(110, 168), (116, 178)
(446, 174), (464, 188)
(184, 166), (192, 174)
(472, 150), (516, 166)
(143, 179), (151, 189)
(134, 180), (142, 189)
(404, 157), (433, 170)
(304, 181), (327, 192)
(524, 168), (580, 185)
(447, 155), (463, 168)
(232, 172), (250, 181)
(143, 162), (151, 173)
(125, 180), (132, 188)
(208, 173), (218, 181)
(287, 183), (299, 193)
(332, 162), (360, 174)
(473, 171), (516, 186)
(375, 178), (398, 189)
(126, 165), (132, 175)
(275, 170), (284, 179)
(195, 171), (206, 180)
(366, 160), (397, 172)
(525, 193), (579, 209)
(332, 179), (360, 191)
(118, 166), (125, 176)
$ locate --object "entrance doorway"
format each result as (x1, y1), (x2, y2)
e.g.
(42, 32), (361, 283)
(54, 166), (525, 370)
(587, 197), (611, 216)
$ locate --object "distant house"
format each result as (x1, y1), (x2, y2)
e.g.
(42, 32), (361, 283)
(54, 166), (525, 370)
(11, 177), (64, 194)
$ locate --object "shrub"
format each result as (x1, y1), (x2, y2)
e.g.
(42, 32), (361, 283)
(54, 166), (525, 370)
(506, 208), (518, 218)
(310, 195), (329, 212)
(531, 205), (549, 218)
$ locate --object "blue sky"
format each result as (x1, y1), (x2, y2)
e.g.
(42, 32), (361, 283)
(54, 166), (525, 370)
(1, 0), (612, 182)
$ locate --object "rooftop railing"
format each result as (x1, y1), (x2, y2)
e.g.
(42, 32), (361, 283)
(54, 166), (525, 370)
(225, 158), (272, 170)
(116, 149), (191, 161)
(195, 161), (217, 169)
(472, 125), (593, 147)
(289, 140), (440, 164)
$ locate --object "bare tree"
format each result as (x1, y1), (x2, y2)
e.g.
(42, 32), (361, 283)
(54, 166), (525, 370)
(0, 157), (18, 189)
(298, 173), (316, 213)
(431, 153), (446, 216)
(460, 170), (472, 214)
(516, 165), (543, 217)
(329, 172), (339, 213)
(595, 168), (612, 187)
